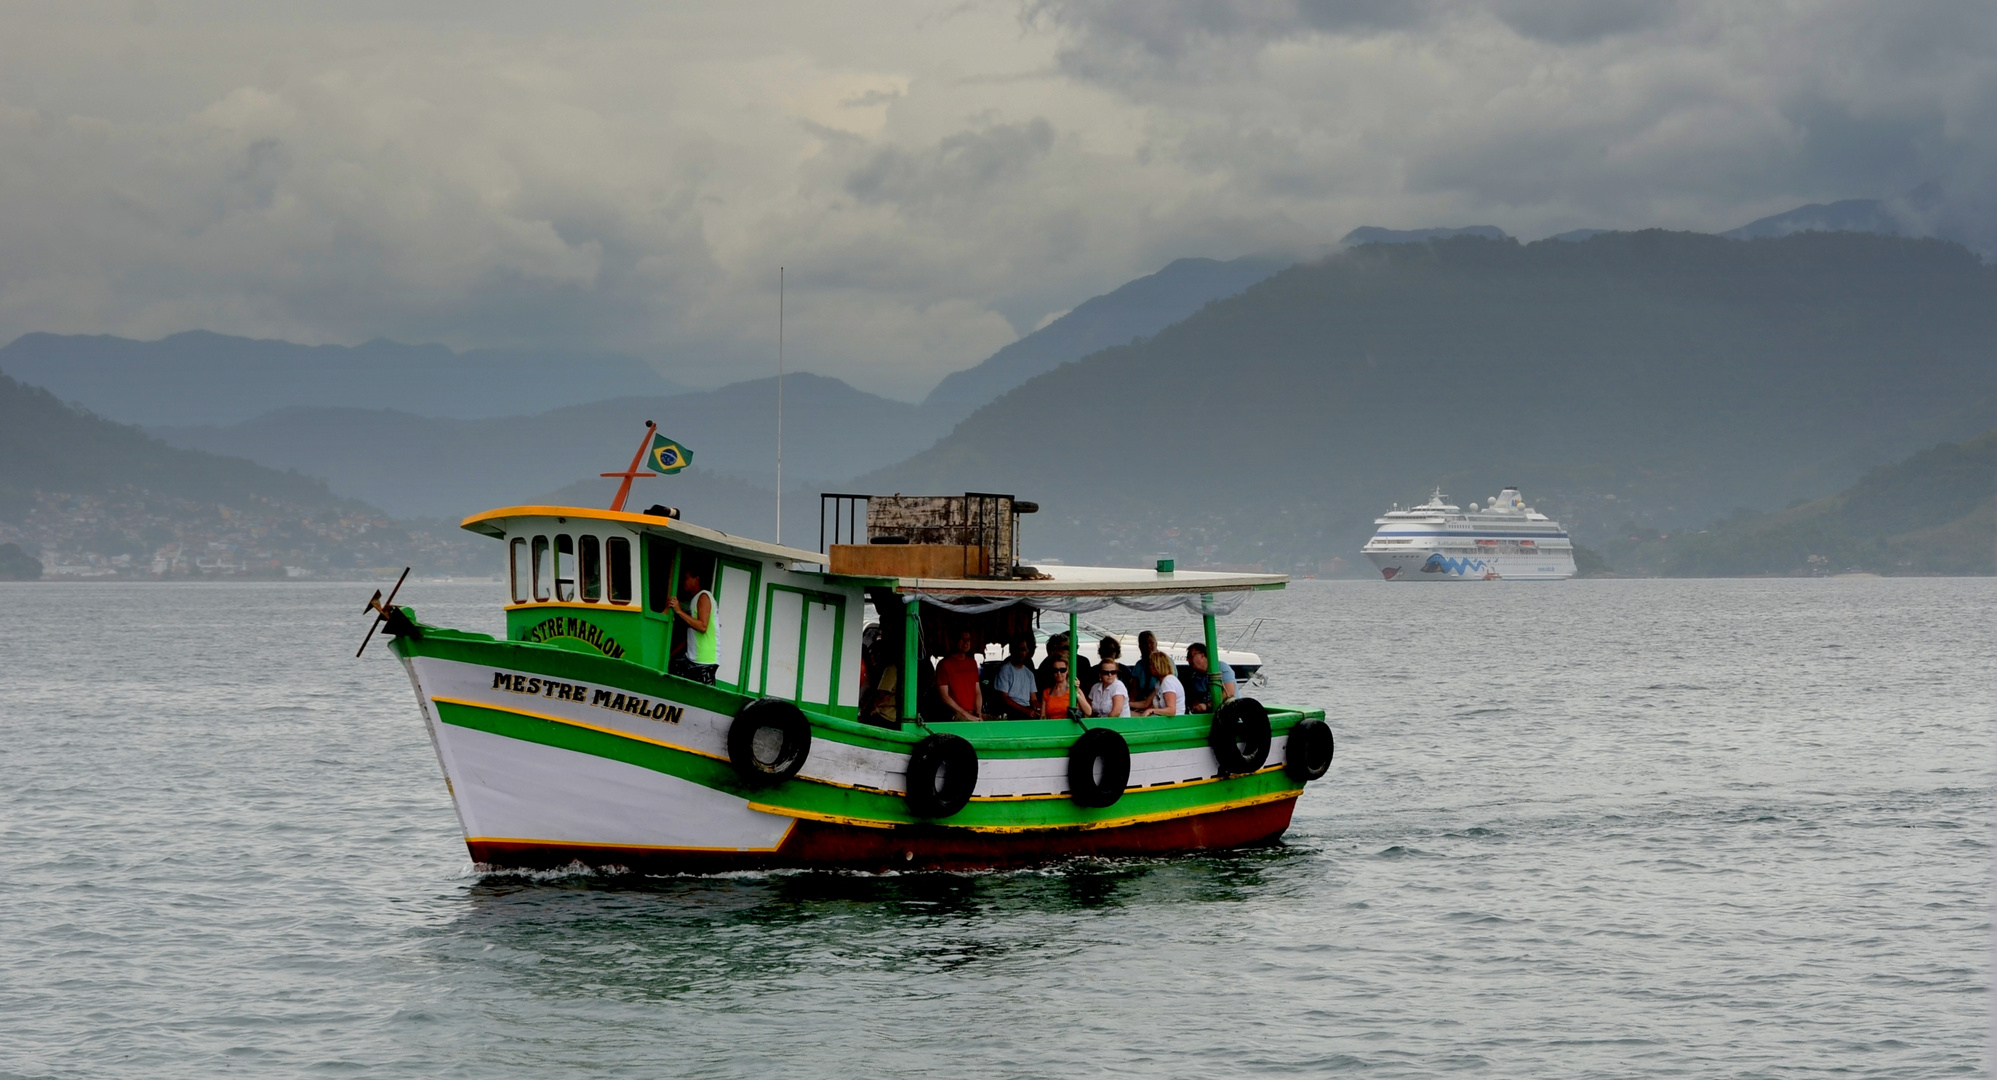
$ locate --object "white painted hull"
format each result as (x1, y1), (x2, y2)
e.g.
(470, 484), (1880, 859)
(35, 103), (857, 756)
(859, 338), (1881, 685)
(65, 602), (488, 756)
(402, 653), (1292, 862)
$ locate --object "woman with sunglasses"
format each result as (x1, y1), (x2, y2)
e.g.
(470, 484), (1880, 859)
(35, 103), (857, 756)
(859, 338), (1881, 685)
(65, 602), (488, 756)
(1039, 659), (1073, 719)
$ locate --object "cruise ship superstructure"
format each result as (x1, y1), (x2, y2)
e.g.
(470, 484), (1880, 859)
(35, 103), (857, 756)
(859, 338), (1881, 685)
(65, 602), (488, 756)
(1362, 488), (1576, 581)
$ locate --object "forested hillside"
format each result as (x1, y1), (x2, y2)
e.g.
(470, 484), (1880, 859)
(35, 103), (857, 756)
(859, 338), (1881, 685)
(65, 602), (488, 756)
(0, 373), (475, 577)
(865, 231), (1997, 567)
(0, 373), (348, 517)
(1610, 432), (1996, 576)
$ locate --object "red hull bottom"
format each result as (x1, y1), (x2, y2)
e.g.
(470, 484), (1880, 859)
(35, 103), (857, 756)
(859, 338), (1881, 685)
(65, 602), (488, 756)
(467, 796), (1300, 874)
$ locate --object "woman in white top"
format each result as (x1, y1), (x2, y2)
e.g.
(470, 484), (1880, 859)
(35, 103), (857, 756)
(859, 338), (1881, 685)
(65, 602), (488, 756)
(1141, 651), (1185, 716)
(1086, 660), (1129, 718)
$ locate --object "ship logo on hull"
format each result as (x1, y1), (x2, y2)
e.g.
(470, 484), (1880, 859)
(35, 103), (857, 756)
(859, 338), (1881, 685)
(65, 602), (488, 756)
(1420, 553), (1491, 576)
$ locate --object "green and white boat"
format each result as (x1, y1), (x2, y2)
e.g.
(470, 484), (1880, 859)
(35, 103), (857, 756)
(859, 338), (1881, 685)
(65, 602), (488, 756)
(371, 482), (1334, 873)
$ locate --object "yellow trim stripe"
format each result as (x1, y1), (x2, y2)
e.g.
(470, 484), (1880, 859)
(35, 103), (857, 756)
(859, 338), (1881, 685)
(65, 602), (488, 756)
(745, 804), (899, 830)
(465, 822), (796, 855)
(503, 600), (638, 612)
(431, 695), (730, 764)
(966, 762), (1289, 802)
(965, 789), (1300, 834)
(748, 788), (1298, 834)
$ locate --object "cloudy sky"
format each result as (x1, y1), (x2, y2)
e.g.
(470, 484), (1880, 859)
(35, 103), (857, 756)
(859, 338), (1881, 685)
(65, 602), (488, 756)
(1, 0), (1991, 398)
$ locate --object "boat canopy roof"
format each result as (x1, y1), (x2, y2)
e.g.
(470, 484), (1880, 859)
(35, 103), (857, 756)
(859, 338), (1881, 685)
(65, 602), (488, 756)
(460, 505), (828, 566)
(835, 561), (1287, 597)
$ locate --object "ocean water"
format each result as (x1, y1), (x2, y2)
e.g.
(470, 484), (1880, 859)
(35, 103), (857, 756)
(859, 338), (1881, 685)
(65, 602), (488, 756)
(0, 578), (1988, 1078)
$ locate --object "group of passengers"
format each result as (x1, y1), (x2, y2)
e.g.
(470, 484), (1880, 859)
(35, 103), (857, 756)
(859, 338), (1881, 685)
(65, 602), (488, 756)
(861, 624), (1236, 725)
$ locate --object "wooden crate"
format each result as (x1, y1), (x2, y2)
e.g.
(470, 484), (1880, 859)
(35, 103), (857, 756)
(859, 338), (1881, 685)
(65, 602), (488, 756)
(828, 543), (988, 579)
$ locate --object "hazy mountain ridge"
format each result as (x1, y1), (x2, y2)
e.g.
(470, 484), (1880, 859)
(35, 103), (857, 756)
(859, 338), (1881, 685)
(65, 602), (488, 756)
(156, 373), (953, 520)
(0, 371), (484, 577)
(861, 230), (1997, 567)
(922, 254), (1291, 414)
(1614, 431), (1996, 576)
(0, 371), (352, 517)
(0, 330), (685, 427)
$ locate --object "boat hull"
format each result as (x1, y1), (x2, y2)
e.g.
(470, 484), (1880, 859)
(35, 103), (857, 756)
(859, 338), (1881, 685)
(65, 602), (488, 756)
(467, 797), (1298, 872)
(395, 628), (1319, 873)
(1364, 548), (1576, 581)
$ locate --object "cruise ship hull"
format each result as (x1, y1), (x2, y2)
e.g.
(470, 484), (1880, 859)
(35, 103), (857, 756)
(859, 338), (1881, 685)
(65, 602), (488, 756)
(1363, 548), (1576, 581)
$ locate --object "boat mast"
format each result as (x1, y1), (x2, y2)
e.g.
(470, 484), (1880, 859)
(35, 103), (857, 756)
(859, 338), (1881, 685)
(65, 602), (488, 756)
(776, 266), (784, 546)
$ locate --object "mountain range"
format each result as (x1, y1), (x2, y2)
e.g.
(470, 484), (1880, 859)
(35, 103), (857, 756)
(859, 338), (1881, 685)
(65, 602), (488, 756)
(863, 230), (1997, 565)
(1611, 431), (1996, 576)
(5, 204), (1995, 574)
(0, 370), (352, 519)
(0, 331), (685, 427)
(155, 373), (947, 519)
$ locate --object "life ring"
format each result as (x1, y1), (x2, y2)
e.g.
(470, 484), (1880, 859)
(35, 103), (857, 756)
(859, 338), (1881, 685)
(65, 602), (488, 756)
(1209, 698), (1271, 776)
(1284, 717), (1334, 782)
(904, 733), (978, 818)
(1067, 727), (1131, 808)
(727, 699), (812, 786)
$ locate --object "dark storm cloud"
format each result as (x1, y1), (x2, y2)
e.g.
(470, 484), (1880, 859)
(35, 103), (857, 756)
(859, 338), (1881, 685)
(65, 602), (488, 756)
(846, 118), (1056, 206)
(0, 2), (1992, 399)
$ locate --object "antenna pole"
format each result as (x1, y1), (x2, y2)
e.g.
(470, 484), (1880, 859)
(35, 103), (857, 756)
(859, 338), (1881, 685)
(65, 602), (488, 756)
(602, 420), (658, 512)
(776, 265), (784, 545)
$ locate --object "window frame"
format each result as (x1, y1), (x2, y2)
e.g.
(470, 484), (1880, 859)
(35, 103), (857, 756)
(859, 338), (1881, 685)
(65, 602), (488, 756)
(508, 537), (529, 603)
(579, 535), (602, 602)
(531, 535), (551, 602)
(554, 534), (576, 602)
(606, 536), (633, 605)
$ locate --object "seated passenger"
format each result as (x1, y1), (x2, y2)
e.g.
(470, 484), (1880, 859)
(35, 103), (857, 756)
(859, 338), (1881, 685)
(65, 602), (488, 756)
(1184, 642), (1237, 714)
(936, 629), (984, 722)
(1139, 651), (1185, 716)
(1123, 630), (1162, 712)
(990, 633), (1040, 719)
(1040, 655), (1074, 719)
(1038, 631), (1072, 688)
(1079, 634), (1122, 687)
(1087, 659), (1129, 718)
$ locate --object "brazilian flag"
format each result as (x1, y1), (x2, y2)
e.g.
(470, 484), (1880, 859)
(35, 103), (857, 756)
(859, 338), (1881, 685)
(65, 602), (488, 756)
(650, 433), (693, 474)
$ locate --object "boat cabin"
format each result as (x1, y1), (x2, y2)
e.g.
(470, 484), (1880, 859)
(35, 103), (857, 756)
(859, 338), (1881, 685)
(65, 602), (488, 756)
(460, 493), (1284, 726)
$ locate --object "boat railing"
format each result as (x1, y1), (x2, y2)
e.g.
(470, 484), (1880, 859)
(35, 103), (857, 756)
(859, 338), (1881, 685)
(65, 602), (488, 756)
(820, 493), (871, 551)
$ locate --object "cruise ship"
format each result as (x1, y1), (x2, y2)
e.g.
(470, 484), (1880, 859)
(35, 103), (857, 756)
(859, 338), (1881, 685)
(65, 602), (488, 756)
(1362, 488), (1576, 581)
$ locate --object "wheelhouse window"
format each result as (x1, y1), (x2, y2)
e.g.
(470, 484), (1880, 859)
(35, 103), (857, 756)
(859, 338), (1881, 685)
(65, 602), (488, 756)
(531, 535), (551, 601)
(509, 537), (529, 603)
(606, 537), (633, 604)
(580, 535), (602, 602)
(555, 534), (576, 601)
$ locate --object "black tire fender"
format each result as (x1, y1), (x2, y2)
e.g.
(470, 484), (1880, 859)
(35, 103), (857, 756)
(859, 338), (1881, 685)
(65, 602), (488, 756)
(727, 699), (812, 786)
(1067, 727), (1132, 809)
(1209, 698), (1271, 776)
(904, 733), (978, 818)
(1284, 717), (1334, 782)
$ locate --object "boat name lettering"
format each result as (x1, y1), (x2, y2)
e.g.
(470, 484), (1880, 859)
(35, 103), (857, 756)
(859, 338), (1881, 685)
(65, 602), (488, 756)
(489, 671), (684, 723)
(520, 616), (625, 659)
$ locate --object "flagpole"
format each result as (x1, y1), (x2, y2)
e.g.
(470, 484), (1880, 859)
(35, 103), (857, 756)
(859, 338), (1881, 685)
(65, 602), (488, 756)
(776, 265), (784, 546)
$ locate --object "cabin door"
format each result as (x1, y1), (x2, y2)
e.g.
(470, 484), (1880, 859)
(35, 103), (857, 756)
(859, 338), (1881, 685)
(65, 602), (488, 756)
(758, 586), (845, 707)
(710, 557), (758, 691)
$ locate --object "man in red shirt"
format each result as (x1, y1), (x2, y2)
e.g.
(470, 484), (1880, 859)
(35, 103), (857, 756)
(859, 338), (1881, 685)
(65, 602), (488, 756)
(936, 629), (984, 721)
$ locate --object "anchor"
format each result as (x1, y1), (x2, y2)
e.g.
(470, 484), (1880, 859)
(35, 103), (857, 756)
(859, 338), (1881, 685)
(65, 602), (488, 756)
(355, 566), (412, 657)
